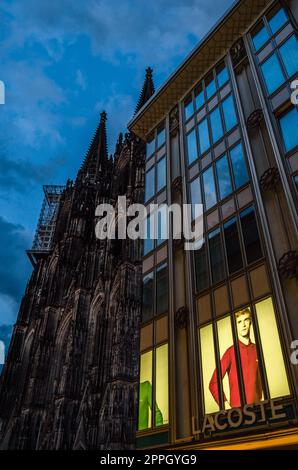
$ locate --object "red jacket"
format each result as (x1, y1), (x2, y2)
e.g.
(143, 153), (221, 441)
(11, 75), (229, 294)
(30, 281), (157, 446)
(209, 341), (262, 408)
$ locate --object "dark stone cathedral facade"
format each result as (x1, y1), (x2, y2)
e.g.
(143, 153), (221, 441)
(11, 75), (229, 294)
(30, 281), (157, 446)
(0, 69), (155, 450)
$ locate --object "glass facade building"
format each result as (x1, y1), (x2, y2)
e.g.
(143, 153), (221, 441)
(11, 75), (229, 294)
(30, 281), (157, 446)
(129, 0), (298, 450)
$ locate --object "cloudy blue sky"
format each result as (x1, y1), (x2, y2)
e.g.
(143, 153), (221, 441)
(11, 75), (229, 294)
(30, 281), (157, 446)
(0, 0), (233, 332)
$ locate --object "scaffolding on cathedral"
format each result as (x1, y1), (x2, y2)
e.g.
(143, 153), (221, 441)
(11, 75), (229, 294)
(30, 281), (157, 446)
(27, 185), (65, 266)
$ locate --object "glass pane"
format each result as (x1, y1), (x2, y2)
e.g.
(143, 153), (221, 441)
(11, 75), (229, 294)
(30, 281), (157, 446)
(184, 98), (194, 120)
(155, 344), (169, 426)
(255, 297), (290, 398)
(144, 215), (154, 255)
(216, 316), (238, 409)
(224, 217), (243, 273)
(206, 76), (216, 99)
(217, 65), (229, 88)
(194, 241), (209, 292)
(222, 95), (237, 131)
(279, 35), (298, 77)
(280, 108), (298, 152)
(157, 157), (166, 192)
(198, 118), (210, 155)
(240, 206), (263, 263)
(268, 8), (288, 34)
(199, 325), (219, 414)
(190, 177), (202, 220)
(261, 54), (284, 94)
(156, 263), (168, 315)
(195, 86), (205, 110)
(146, 137), (155, 160)
(216, 155), (232, 200)
(294, 174), (298, 190)
(186, 129), (197, 164)
(234, 307), (263, 404)
(142, 272), (154, 322)
(230, 143), (249, 188)
(156, 204), (168, 246)
(208, 228), (225, 283)
(145, 167), (155, 202)
(138, 351), (153, 430)
(157, 127), (166, 148)
(210, 107), (224, 143)
(252, 24), (270, 51)
(203, 166), (217, 210)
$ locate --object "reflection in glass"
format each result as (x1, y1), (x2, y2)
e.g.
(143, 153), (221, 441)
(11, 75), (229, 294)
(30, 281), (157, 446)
(261, 54), (284, 94)
(224, 217), (243, 273)
(210, 107), (224, 143)
(230, 143), (249, 188)
(216, 155), (232, 200)
(145, 167), (155, 202)
(217, 65), (229, 88)
(155, 344), (168, 426)
(186, 130), (197, 164)
(185, 98), (194, 120)
(279, 35), (298, 77)
(240, 206), (263, 263)
(206, 76), (216, 99)
(138, 351), (153, 430)
(156, 263), (168, 315)
(208, 228), (225, 284)
(146, 137), (155, 160)
(268, 8), (288, 34)
(198, 118), (210, 155)
(203, 166), (217, 210)
(142, 272), (154, 322)
(255, 297), (290, 398)
(222, 95), (237, 131)
(195, 86), (205, 110)
(199, 325), (219, 413)
(190, 177), (202, 220)
(194, 241), (209, 292)
(156, 205), (168, 246)
(157, 127), (166, 148)
(252, 24), (270, 51)
(157, 157), (166, 192)
(279, 108), (298, 152)
(144, 215), (154, 255)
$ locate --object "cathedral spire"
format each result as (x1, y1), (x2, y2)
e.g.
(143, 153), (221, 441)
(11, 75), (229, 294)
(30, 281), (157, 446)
(134, 67), (155, 115)
(77, 111), (108, 182)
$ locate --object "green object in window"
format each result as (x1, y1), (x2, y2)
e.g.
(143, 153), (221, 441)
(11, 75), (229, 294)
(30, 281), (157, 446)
(138, 381), (163, 430)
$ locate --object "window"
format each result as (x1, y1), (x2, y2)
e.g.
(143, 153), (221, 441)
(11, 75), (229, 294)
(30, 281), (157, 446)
(198, 118), (210, 155)
(203, 166), (217, 210)
(294, 174), (298, 190)
(190, 177), (202, 220)
(279, 107), (298, 152)
(143, 272), (154, 322)
(224, 217), (243, 273)
(208, 228), (225, 284)
(195, 85), (205, 110)
(138, 344), (169, 431)
(268, 7), (288, 34)
(279, 35), (298, 77)
(157, 127), (166, 148)
(143, 215), (154, 256)
(157, 157), (166, 192)
(145, 167), (155, 202)
(205, 74), (216, 100)
(217, 64), (229, 88)
(186, 130), (197, 164)
(146, 137), (155, 160)
(216, 155), (232, 200)
(184, 98), (194, 120)
(210, 107), (224, 143)
(222, 95), (238, 131)
(240, 206), (263, 264)
(194, 241), (209, 292)
(157, 205), (168, 247)
(230, 143), (249, 188)
(261, 54), (284, 94)
(198, 299), (290, 414)
(156, 263), (168, 315)
(252, 24), (270, 51)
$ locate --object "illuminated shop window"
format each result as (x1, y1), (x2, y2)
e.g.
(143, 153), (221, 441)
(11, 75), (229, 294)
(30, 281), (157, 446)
(138, 344), (169, 431)
(198, 299), (290, 414)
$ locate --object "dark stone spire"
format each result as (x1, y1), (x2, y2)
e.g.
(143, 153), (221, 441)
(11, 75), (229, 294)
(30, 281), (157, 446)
(77, 111), (108, 182)
(134, 67), (155, 115)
